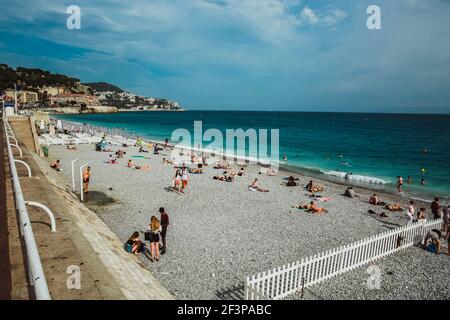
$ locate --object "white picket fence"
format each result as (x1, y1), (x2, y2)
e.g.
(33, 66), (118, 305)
(244, 218), (443, 300)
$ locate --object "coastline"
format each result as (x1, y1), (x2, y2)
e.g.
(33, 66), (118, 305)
(50, 116), (442, 203)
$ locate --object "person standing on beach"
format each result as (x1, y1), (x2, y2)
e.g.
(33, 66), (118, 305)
(396, 176), (403, 192)
(431, 197), (441, 220)
(407, 201), (415, 224)
(148, 216), (162, 262)
(442, 205), (449, 233)
(83, 166), (91, 193)
(173, 169), (182, 192)
(180, 166), (190, 193)
(159, 207), (169, 254)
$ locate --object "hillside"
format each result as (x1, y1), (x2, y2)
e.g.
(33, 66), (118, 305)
(84, 82), (124, 93)
(0, 64), (80, 92)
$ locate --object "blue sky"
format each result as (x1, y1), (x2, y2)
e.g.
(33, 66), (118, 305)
(1, 0), (450, 113)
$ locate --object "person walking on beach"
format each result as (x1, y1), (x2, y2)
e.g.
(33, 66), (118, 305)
(431, 197), (441, 220)
(173, 169), (182, 192)
(83, 166), (91, 193)
(148, 216), (162, 262)
(396, 176), (403, 192)
(407, 200), (415, 224)
(159, 207), (169, 254)
(180, 166), (190, 193)
(442, 204), (449, 233)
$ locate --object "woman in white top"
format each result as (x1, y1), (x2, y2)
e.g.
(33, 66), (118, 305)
(407, 200), (415, 224)
(173, 169), (182, 193)
(180, 167), (190, 193)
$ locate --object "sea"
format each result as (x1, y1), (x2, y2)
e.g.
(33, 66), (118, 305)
(54, 111), (450, 202)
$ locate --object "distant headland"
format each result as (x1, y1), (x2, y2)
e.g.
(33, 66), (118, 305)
(0, 63), (183, 114)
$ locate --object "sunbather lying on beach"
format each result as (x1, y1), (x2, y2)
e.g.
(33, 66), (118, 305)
(107, 155), (118, 164)
(135, 164), (150, 172)
(139, 146), (149, 153)
(249, 179), (269, 192)
(385, 204), (403, 212)
(66, 145), (78, 150)
(306, 180), (324, 193)
(309, 201), (328, 214)
(162, 158), (174, 165)
(214, 162), (231, 170)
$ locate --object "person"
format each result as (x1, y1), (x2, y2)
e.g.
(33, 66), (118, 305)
(159, 207), (169, 254)
(83, 166), (91, 193)
(431, 197), (441, 220)
(306, 180), (313, 192)
(423, 229), (442, 254)
(343, 186), (355, 198)
(163, 138), (169, 149)
(135, 164), (150, 171)
(50, 160), (61, 171)
(127, 159), (135, 168)
(396, 176), (403, 192)
(66, 145), (78, 150)
(180, 166), (190, 193)
(345, 172), (352, 180)
(139, 146), (149, 153)
(173, 169), (182, 192)
(443, 205), (450, 234)
(417, 207), (427, 223)
(148, 216), (162, 261)
(116, 149), (125, 158)
(407, 176), (412, 184)
(369, 194), (378, 205)
(421, 178), (425, 186)
(249, 178), (269, 192)
(124, 231), (145, 255)
(447, 225), (450, 256)
(162, 158), (174, 165)
(309, 201), (328, 214)
(407, 200), (415, 224)
(237, 167), (245, 177)
(107, 154), (117, 164)
(286, 176), (297, 187)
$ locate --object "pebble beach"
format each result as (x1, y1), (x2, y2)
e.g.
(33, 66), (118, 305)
(44, 142), (449, 300)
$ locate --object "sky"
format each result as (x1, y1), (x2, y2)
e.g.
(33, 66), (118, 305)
(1, 0), (450, 113)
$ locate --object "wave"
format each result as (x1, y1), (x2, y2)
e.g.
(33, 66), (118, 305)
(320, 170), (387, 185)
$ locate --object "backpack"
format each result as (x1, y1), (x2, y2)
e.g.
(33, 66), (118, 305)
(124, 243), (133, 253)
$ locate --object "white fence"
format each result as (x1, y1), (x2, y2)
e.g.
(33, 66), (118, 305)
(245, 218), (443, 300)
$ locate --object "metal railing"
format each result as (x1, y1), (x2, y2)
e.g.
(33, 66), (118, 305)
(3, 118), (51, 300)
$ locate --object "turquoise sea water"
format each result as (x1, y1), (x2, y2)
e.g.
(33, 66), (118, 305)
(55, 111), (450, 201)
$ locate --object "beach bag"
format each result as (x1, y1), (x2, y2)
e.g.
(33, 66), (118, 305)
(124, 243), (133, 253)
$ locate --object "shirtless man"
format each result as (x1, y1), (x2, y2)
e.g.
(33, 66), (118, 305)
(396, 176), (403, 192)
(83, 166), (91, 193)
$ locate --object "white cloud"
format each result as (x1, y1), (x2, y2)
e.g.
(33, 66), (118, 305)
(299, 6), (347, 27)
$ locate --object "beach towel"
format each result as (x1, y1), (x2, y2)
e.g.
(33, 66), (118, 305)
(248, 187), (257, 192)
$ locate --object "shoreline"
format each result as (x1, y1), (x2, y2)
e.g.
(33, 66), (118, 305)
(50, 117), (442, 203)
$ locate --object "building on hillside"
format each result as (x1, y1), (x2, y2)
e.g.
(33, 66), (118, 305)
(49, 93), (99, 106)
(40, 86), (66, 96)
(4, 89), (39, 103)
